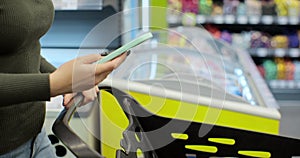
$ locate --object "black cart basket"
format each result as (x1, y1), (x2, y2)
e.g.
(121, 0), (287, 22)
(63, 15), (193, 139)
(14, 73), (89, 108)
(53, 86), (300, 158)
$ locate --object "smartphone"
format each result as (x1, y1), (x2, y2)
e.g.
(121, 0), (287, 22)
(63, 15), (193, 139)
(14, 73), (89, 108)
(97, 32), (153, 64)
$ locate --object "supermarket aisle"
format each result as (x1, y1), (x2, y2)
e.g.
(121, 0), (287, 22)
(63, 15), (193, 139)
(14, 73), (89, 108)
(279, 100), (300, 139)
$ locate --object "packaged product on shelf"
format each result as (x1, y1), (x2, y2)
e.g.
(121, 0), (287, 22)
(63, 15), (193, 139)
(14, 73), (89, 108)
(294, 61), (300, 80)
(168, 0), (182, 15)
(250, 31), (271, 48)
(223, 0), (240, 15)
(263, 60), (277, 80)
(288, 0), (299, 17)
(232, 32), (251, 49)
(275, 57), (286, 80)
(270, 35), (289, 48)
(298, 30), (300, 48)
(211, 1), (223, 15)
(205, 24), (221, 39)
(287, 30), (299, 48)
(286, 60), (295, 80)
(167, 26), (218, 55)
(261, 0), (276, 15)
(274, 0), (288, 16)
(236, 2), (247, 16)
(245, 0), (262, 16)
(232, 33), (243, 48)
(182, 0), (198, 14)
(198, 0), (213, 15)
(167, 0), (182, 25)
(220, 30), (232, 44)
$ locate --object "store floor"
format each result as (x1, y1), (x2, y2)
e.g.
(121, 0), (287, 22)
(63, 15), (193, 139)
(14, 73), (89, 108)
(278, 100), (300, 139)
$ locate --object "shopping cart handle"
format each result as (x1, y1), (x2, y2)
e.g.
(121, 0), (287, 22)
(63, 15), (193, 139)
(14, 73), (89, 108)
(52, 94), (104, 158)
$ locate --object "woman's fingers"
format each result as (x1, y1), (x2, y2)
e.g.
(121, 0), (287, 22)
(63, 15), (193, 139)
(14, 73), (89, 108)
(63, 93), (77, 108)
(79, 54), (102, 64)
(81, 86), (98, 105)
(50, 52), (127, 97)
(110, 51), (128, 68)
(94, 52), (127, 75)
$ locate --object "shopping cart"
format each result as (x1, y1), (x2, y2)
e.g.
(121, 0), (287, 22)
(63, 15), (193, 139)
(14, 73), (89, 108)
(53, 86), (300, 158)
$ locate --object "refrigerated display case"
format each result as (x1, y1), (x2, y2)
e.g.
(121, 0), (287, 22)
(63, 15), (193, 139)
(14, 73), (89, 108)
(50, 26), (300, 158)
(96, 26), (281, 158)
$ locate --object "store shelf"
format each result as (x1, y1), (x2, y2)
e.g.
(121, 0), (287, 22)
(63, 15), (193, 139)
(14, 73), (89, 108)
(269, 80), (300, 89)
(268, 80), (300, 100)
(54, 9), (102, 11)
(168, 15), (300, 26)
(52, 0), (103, 10)
(164, 0), (300, 102)
(271, 89), (300, 100)
(248, 48), (300, 58)
(41, 6), (121, 49)
(168, 13), (300, 100)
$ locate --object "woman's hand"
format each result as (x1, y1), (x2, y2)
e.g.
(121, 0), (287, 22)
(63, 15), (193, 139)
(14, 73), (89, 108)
(63, 86), (99, 109)
(49, 52), (126, 97)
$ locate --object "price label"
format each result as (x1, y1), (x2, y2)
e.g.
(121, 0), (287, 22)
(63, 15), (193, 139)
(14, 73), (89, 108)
(289, 16), (299, 25)
(197, 15), (206, 24)
(224, 15), (235, 24)
(249, 16), (260, 24)
(257, 48), (268, 57)
(237, 15), (248, 24)
(269, 80), (277, 89)
(261, 15), (274, 25)
(63, 0), (78, 9)
(297, 81), (300, 89)
(277, 16), (288, 25)
(167, 15), (179, 24)
(287, 81), (295, 89)
(289, 49), (300, 57)
(274, 49), (286, 57)
(213, 15), (224, 24)
(278, 80), (286, 89)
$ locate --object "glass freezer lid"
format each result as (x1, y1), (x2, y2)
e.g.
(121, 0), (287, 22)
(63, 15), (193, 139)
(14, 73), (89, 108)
(110, 45), (258, 106)
(109, 26), (277, 108)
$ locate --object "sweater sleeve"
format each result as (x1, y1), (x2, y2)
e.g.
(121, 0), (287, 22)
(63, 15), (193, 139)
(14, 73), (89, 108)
(40, 56), (56, 73)
(0, 73), (51, 106)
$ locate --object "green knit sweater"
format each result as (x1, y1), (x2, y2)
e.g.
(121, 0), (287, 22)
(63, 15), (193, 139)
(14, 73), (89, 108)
(0, 0), (56, 154)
